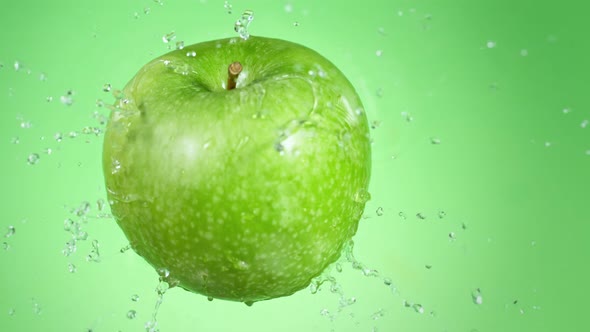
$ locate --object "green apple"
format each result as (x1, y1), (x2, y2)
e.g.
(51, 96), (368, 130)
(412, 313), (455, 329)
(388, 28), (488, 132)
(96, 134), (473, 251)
(102, 36), (371, 304)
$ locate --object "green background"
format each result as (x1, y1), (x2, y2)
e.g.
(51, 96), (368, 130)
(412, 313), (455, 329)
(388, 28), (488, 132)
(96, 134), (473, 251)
(1, 0), (588, 331)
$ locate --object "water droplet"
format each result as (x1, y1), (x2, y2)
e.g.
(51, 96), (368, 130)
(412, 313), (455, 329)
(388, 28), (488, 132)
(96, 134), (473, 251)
(376, 207), (384, 216)
(14, 61), (21, 71)
(371, 309), (384, 320)
(398, 211), (407, 220)
(69, 131), (78, 138)
(75, 231), (88, 241)
(86, 239), (101, 262)
(562, 107), (571, 114)
(376, 50), (383, 57)
(32, 299), (42, 315)
(413, 303), (424, 314)
(162, 31), (176, 44)
(62, 239), (77, 256)
(54, 132), (63, 142)
(383, 277), (392, 286)
(186, 51), (196, 57)
(27, 153), (40, 165)
(416, 212), (426, 220)
(127, 310), (137, 319)
(131, 294), (140, 302)
(401, 111), (413, 122)
(144, 7), (151, 15)
(353, 189), (371, 203)
(11, 137), (20, 144)
(223, 1), (232, 14)
(425, 264), (432, 269)
(39, 72), (47, 81)
(486, 40), (496, 48)
(75, 201), (91, 217)
(157, 268), (170, 280)
(244, 300), (254, 307)
(96, 199), (105, 211)
(20, 120), (32, 129)
(111, 159), (122, 174)
(63, 218), (75, 231)
(237, 260), (249, 270)
(293, 21), (300, 27)
(8, 308), (15, 316)
(449, 232), (456, 241)
(102, 83), (112, 92)
(370, 120), (381, 129)
(68, 263), (77, 273)
(581, 120), (588, 128)
(520, 49), (529, 56)
(340, 297), (356, 307)
(207, 296), (214, 301)
(145, 320), (159, 332)
(376, 87), (384, 97)
(472, 288), (483, 305)
(175, 41), (184, 50)
(462, 222), (467, 230)
(430, 137), (441, 145)
(4, 226), (15, 238)
(438, 210), (446, 219)
(544, 141), (552, 147)
(330, 281), (342, 294)
(234, 9), (254, 40)
(60, 93), (73, 106)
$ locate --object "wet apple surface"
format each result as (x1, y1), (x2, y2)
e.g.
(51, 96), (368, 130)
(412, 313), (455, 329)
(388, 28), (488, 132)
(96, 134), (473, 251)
(102, 36), (371, 304)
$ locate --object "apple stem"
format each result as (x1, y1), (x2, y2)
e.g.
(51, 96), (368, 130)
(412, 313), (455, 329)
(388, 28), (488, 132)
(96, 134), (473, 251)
(227, 61), (243, 90)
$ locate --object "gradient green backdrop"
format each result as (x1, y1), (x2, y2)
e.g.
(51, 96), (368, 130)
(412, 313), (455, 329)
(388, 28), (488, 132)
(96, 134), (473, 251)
(1, 0), (588, 331)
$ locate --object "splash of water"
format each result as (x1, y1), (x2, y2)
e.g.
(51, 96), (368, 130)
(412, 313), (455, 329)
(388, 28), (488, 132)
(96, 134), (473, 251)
(234, 10), (254, 40)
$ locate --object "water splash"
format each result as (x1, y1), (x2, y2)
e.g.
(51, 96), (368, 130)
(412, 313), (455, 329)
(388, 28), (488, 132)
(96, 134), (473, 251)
(145, 270), (178, 331)
(234, 10), (254, 40)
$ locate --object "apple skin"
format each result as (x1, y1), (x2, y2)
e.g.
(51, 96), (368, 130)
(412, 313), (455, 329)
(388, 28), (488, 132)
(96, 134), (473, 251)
(103, 36), (371, 304)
